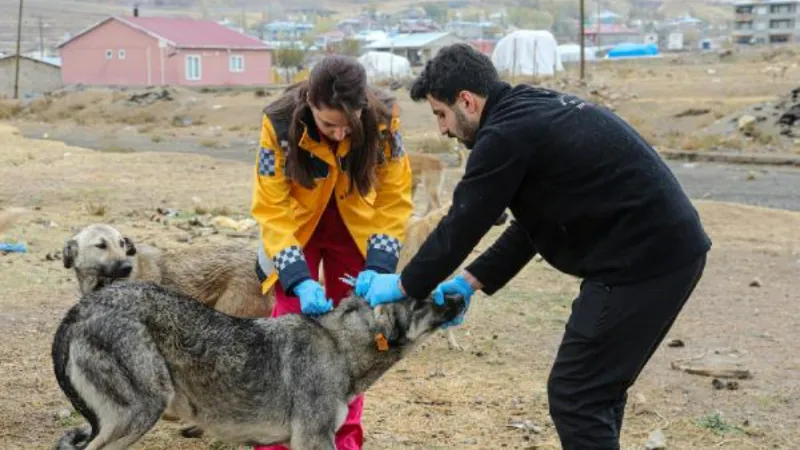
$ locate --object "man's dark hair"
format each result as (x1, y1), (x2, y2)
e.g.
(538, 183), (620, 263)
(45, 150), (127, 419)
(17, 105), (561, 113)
(409, 43), (500, 105)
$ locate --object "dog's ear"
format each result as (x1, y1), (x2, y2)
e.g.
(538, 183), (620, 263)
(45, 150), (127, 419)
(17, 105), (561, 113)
(123, 236), (137, 256)
(62, 239), (78, 269)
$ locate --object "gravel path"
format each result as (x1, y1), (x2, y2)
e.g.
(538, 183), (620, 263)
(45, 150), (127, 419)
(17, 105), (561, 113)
(668, 161), (800, 211)
(19, 125), (800, 212)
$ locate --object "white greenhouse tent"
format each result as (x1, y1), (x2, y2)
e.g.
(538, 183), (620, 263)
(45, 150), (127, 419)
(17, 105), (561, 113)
(358, 51), (413, 82)
(491, 29), (564, 77)
(557, 43), (600, 63)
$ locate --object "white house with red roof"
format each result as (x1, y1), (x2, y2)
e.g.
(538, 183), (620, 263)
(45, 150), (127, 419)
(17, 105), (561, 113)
(57, 12), (273, 86)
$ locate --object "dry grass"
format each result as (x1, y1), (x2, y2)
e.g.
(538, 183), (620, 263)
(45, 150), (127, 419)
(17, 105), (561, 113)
(0, 122), (798, 449)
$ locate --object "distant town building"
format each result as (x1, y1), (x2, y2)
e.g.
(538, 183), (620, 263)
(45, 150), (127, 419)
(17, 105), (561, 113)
(364, 32), (464, 66)
(57, 14), (273, 86)
(0, 54), (62, 98)
(732, 0), (799, 44)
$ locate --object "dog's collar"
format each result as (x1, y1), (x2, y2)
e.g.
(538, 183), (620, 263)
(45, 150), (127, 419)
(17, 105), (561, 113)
(374, 333), (389, 352)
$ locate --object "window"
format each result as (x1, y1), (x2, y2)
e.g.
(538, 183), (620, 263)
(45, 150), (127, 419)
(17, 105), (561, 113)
(185, 55), (201, 81)
(105, 49), (113, 59)
(770, 19), (793, 29)
(229, 54), (244, 72)
(770, 4), (796, 14)
(118, 49), (126, 59)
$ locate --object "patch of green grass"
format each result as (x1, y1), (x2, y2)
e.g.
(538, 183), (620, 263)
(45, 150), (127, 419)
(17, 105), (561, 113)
(54, 409), (84, 428)
(695, 412), (743, 436)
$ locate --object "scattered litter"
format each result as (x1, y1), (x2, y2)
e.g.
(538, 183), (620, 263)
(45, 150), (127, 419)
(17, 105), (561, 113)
(156, 208), (180, 218)
(644, 428), (667, 449)
(210, 216), (256, 232)
(506, 418), (542, 434)
(127, 88), (175, 105)
(632, 392), (650, 415)
(0, 242), (28, 253)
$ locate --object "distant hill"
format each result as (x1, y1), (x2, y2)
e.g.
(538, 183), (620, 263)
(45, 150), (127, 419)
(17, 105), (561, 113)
(0, 0), (732, 57)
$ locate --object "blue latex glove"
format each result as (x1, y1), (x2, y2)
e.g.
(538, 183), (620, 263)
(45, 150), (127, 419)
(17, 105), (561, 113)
(432, 275), (475, 328)
(363, 273), (403, 307)
(293, 279), (333, 316)
(354, 269), (378, 297)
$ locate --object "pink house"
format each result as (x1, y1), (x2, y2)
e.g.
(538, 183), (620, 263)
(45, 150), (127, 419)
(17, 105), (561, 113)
(57, 15), (273, 86)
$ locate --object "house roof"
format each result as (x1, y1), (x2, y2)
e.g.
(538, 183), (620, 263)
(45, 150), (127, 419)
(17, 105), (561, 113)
(58, 16), (269, 50)
(365, 32), (454, 49)
(0, 53), (62, 68)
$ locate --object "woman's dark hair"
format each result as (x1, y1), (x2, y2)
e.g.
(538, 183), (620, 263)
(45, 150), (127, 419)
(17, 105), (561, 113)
(264, 54), (396, 196)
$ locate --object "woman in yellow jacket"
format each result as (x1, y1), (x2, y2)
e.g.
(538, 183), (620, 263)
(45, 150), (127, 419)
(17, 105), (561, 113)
(250, 54), (413, 450)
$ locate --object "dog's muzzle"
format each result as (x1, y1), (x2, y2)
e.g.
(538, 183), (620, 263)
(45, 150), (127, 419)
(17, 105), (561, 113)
(104, 261), (133, 279)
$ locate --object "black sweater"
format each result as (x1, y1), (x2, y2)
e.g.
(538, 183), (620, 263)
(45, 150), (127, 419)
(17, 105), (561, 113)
(400, 81), (712, 298)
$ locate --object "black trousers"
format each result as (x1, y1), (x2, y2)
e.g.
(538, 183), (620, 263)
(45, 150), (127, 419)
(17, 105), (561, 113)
(547, 253), (707, 450)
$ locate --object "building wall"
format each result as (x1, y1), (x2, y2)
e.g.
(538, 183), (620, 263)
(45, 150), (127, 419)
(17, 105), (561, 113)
(0, 58), (62, 98)
(59, 18), (164, 85)
(164, 48), (272, 86)
(60, 18), (273, 86)
(733, 1), (800, 44)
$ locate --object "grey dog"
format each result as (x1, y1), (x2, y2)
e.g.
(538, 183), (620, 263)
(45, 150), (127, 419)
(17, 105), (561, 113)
(51, 281), (466, 450)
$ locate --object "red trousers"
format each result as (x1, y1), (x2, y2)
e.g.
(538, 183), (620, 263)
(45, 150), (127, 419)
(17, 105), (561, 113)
(255, 198), (365, 450)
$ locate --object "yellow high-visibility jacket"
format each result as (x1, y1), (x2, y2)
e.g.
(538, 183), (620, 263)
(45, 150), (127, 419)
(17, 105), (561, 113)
(251, 103), (414, 295)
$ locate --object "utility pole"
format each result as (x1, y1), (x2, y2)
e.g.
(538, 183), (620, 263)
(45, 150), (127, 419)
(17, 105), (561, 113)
(13, 0), (24, 100)
(38, 16), (44, 58)
(579, 0), (585, 80)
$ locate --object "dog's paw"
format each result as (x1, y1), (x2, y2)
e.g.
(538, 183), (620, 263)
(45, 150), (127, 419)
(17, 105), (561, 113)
(446, 341), (465, 352)
(180, 425), (205, 439)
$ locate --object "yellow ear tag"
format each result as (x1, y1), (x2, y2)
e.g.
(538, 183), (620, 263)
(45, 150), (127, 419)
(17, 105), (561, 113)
(375, 333), (389, 351)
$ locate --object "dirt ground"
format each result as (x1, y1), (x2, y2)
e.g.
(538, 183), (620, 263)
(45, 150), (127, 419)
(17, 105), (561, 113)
(2, 48), (800, 157)
(1, 107), (799, 450)
(2, 49), (800, 449)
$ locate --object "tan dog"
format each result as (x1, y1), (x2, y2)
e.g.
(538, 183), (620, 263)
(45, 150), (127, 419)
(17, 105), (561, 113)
(408, 151), (447, 216)
(62, 224), (271, 318)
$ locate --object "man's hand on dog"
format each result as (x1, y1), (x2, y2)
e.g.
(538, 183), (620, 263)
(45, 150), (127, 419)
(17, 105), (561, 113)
(433, 275), (475, 328)
(294, 279), (333, 315)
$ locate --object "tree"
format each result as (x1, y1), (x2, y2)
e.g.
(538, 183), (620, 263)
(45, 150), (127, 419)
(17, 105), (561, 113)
(508, 8), (555, 29)
(329, 39), (361, 57)
(274, 45), (308, 83)
(422, 3), (448, 23)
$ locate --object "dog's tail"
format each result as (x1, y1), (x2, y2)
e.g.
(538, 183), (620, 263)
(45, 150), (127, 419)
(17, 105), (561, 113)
(51, 307), (100, 450)
(54, 427), (92, 450)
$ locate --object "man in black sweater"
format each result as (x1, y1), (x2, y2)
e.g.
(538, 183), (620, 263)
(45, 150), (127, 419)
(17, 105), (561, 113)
(356, 44), (711, 449)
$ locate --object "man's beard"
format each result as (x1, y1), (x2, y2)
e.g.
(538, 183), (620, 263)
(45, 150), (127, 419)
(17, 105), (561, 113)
(448, 106), (478, 149)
